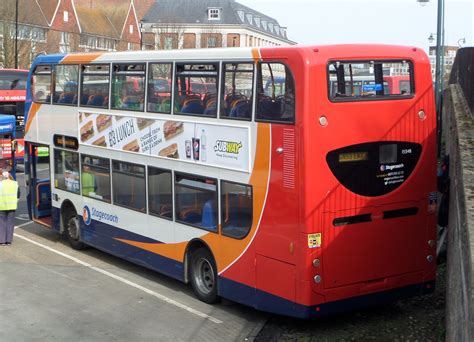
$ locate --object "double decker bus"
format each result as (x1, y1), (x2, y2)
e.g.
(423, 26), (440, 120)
(0, 114), (18, 178)
(24, 45), (437, 318)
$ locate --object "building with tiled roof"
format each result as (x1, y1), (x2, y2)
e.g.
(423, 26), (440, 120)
(0, 0), (146, 68)
(142, 0), (295, 49)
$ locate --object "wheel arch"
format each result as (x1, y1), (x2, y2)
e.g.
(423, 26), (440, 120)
(184, 238), (216, 285)
(60, 199), (77, 234)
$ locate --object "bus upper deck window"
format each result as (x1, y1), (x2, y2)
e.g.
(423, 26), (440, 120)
(220, 63), (254, 120)
(148, 63), (172, 114)
(111, 64), (146, 112)
(32, 65), (52, 103)
(80, 64), (110, 109)
(54, 65), (79, 106)
(174, 63), (219, 117)
(256, 62), (295, 124)
(328, 60), (414, 101)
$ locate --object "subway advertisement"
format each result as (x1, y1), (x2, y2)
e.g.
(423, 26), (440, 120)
(78, 112), (250, 172)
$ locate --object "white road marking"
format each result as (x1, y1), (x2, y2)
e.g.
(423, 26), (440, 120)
(15, 221), (36, 229)
(13, 225), (222, 324)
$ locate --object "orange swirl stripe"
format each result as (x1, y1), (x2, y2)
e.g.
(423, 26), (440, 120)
(115, 123), (271, 271)
(25, 103), (41, 135)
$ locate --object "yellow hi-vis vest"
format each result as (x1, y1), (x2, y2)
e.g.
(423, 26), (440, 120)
(0, 179), (19, 211)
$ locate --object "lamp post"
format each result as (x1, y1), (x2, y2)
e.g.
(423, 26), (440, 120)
(417, 0), (444, 155)
(15, 0), (19, 69)
(418, 0), (444, 112)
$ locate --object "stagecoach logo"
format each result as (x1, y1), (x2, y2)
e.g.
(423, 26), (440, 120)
(82, 205), (119, 225)
(214, 140), (243, 154)
(82, 206), (92, 225)
(380, 163), (404, 172)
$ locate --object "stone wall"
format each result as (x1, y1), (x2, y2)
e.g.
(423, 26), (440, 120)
(442, 83), (474, 341)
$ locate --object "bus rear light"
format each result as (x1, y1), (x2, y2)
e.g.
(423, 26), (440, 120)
(319, 116), (328, 126)
(426, 255), (434, 263)
(312, 259), (320, 267)
(315, 306), (321, 312)
(418, 110), (426, 120)
(313, 275), (321, 283)
(428, 240), (435, 247)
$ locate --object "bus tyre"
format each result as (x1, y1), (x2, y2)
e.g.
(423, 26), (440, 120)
(65, 212), (86, 250)
(189, 248), (219, 304)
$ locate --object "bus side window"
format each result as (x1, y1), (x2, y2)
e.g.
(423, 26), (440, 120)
(54, 149), (80, 194)
(54, 65), (79, 106)
(147, 63), (172, 114)
(32, 65), (52, 103)
(221, 181), (252, 239)
(81, 64), (110, 109)
(81, 155), (111, 203)
(112, 161), (146, 212)
(174, 63), (218, 117)
(256, 63), (295, 123)
(220, 63), (254, 120)
(111, 64), (145, 111)
(148, 167), (172, 220)
(175, 173), (218, 232)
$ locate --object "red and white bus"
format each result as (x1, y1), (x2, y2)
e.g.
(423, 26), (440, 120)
(24, 45), (437, 318)
(0, 69), (28, 158)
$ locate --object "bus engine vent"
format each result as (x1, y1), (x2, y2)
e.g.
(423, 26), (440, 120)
(283, 129), (295, 189)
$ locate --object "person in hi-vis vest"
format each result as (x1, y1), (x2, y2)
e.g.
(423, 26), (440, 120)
(0, 171), (20, 246)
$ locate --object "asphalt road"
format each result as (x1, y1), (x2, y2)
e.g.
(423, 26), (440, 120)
(0, 173), (267, 342)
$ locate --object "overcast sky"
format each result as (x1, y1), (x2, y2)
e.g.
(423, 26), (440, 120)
(238, 0), (473, 53)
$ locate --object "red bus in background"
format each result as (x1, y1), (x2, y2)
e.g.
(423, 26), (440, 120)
(0, 69), (28, 158)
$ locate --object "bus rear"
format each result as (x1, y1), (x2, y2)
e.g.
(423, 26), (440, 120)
(303, 45), (437, 316)
(0, 69), (28, 160)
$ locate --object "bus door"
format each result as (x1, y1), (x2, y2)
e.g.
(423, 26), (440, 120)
(26, 143), (51, 226)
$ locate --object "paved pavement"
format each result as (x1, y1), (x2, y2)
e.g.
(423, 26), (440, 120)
(0, 174), (267, 342)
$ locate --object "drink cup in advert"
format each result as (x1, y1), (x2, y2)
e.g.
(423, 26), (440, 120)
(192, 138), (200, 160)
(185, 140), (192, 159)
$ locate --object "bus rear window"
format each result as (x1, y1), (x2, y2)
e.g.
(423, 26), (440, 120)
(328, 60), (413, 101)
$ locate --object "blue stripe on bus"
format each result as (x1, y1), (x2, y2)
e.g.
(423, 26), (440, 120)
(219, 276), (435, 319)
(52, 207), (184, 281)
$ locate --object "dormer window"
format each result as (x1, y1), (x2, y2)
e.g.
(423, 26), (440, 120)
(208, 8), (220, 20)
(268, 22), (274, 33)
(237, 10), (245, 22)
(261, 20), (267, 30)
(245, 13), (253, 25)
(274, 25), (280, 35)
(63, 11), (69, 22)
(254, 17), (260, 28)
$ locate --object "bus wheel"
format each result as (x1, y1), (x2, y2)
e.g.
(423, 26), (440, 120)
(65, 211), (86, 250)
(189, 248), (219, 304)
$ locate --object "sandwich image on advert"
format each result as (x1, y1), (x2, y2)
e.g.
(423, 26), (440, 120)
(80, 121), (94, 142)
(137, 118), (154, 130)
(123, 139), (140, 152)
(163, 121), (184, 140)
(92, 136), (106, 147)
(96, 114), (112, 132)
(159, 143), (179, 159)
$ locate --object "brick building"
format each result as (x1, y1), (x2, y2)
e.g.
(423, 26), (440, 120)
(142, 0), (295, 49)
(0, 0), (151, 69)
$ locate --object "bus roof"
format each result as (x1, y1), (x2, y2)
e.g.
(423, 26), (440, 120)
(30, 44), (427, 67)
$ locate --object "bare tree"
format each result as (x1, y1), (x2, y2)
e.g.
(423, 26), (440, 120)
(151, 23), (186, 50)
